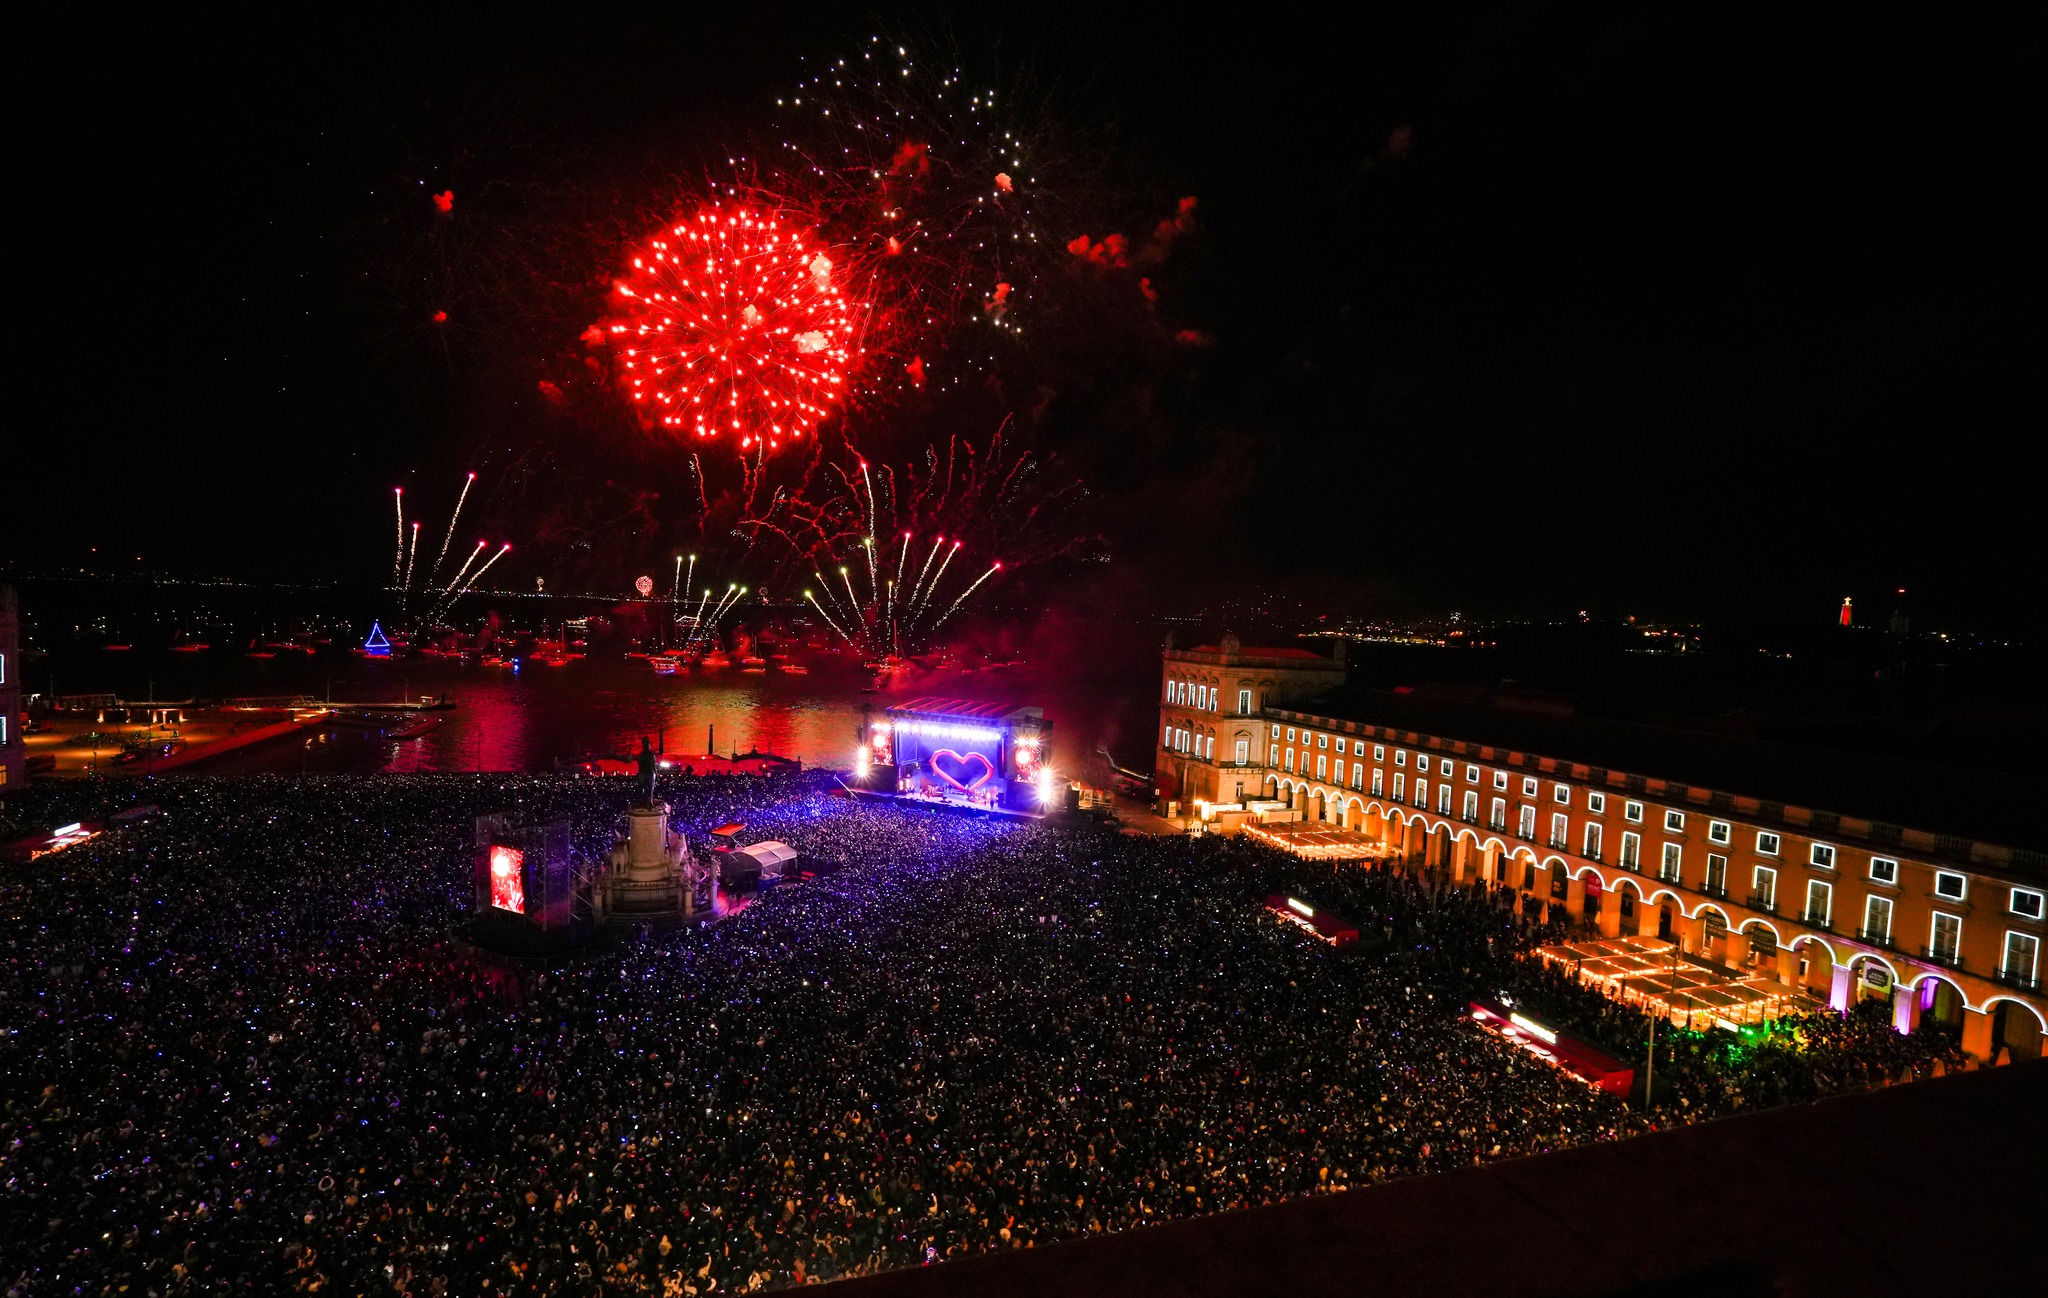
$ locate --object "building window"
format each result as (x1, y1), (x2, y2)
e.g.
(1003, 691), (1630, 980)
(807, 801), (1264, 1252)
(1518, 805), (1537, 840)
(1437, 785), (1451, 815)
(1863, 895), (1893, 943)
(2004, 931), (2040, 985)
(1334, 738), (1347, 756)
(1237, 689), (1251, 713)
(1463, 790), (1479, 822)
(1870, 856), (1899, 885)
(1286, 727), (1297, 742)
(1413, 780), (1428, 809)
(1162, 722), (1172, 747)
(1583, 822), (1603, 860)
(1466, 764), (1479, 783)
(1374, 745), (1386, 761)
(1284, 750), (1295, 772)
(1619, 832), (1641, 870)
(1548, 813), (1569, 850)
(1708, 820), (1731, 845)
(2012, 888), (2045, 919)
(1552, 782), (1570, 805)
(1372, 770), (1384, 796)
(1396, 750), (1408, 767)
(1351, 762), (1363, 789)
(1205, 735), (1215, 759)
(1393, 772), (1405, 801)
(1624, 801), (1644, 823)
(1493, 770), (1508, 791)
(1235, 738), (1249, 765)
(1490, 798), (1507, 831)
(1318, 733), (1328, 750)
(1756, 831), (1780, 856)
(1929, 912), (1962, 964)
(1752, 866), (1776, 910)
(1417, 754), (1430, 772)
(1670, 844), (1692, 886)
(1806, 880), (1832, 927)
(1587, 792), (1606, 814)
(1934, 871), (1967, 902)
(1810, 843), (1836, 870)
(1664, 810), (1685, 833)
(1315, 754), (1327, 780)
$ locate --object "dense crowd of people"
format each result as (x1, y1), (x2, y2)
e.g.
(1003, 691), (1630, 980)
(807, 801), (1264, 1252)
(0, 772), (1965, 1294)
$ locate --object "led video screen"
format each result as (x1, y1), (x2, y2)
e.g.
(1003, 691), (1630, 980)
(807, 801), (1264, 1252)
(489, 845), (526, 914)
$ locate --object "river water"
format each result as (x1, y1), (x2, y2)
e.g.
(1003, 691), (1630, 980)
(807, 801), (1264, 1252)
(48, 651), (1159, 782)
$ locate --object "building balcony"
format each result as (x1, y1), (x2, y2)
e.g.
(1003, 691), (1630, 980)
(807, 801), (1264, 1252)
(1699, 881), (1728, 900)
(1616, 858), (1641, 873)
(1582, 848), (1604, 864)
(1746, 894), (1777, 914)
(1856, 927), (1894, 950)
(1918, 944), (1964, 971)
(1547, 836), (1568, 851)
(1994, 968), (2040, 993)
(1801, 911), (1833, 931)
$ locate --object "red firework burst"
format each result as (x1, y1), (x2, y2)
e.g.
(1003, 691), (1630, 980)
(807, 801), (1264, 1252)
(604, 203), (861, 453)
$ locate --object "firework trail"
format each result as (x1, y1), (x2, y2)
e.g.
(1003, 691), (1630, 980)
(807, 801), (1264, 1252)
(684, 588), (715, 648)
(913, 539), (962, 622)
(435, 543), (511, 619)
(804, 589), (857, 647)
(436, 541), (488, 603)
(401, 522), (421, 618)
(731, 420), (1090, 655)
(392, 489), (405, 586)
(431, 472), (477, 587)
(932, 561), (1001, 632)
(906, 535), (945, 615)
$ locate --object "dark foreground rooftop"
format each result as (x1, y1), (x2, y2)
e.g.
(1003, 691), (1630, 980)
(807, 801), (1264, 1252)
(826, 1061), (2048, 1297)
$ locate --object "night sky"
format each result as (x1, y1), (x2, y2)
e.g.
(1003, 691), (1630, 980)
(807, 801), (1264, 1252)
(18, 5), (2042, 631)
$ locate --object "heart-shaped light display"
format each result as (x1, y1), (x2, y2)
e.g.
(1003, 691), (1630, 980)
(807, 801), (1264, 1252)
(930, 748), (996, 791)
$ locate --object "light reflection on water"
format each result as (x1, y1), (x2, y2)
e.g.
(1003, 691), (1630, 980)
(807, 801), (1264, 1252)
(194, 658), (1149, 779)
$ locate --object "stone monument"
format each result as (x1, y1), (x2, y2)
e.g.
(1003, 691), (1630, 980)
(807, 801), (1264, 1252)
(603, 740), (691, 920)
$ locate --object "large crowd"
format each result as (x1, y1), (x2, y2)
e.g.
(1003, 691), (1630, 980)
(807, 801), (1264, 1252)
(0, 772), (1964, 1294)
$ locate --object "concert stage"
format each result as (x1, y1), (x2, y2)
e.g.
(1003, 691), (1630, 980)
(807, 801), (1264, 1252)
(853, 697), (1056, 816)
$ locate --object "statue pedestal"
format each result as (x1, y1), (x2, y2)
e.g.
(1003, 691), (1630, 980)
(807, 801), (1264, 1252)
(604, 802), (690, 920)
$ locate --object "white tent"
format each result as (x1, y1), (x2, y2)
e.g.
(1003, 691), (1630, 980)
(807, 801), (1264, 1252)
(737, 840), (798, 878)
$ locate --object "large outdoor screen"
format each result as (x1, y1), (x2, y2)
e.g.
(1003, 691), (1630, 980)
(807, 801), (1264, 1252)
(488, 845), (526, 914)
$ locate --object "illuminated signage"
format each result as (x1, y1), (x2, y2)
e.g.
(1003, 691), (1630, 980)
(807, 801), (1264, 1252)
(489, 845), (526, 915)
(1509, 1012), (1558, 1045)
(1287, 897), (1314, 917)
(930, 748), (996, 790)
(54, 823), (81, 836)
